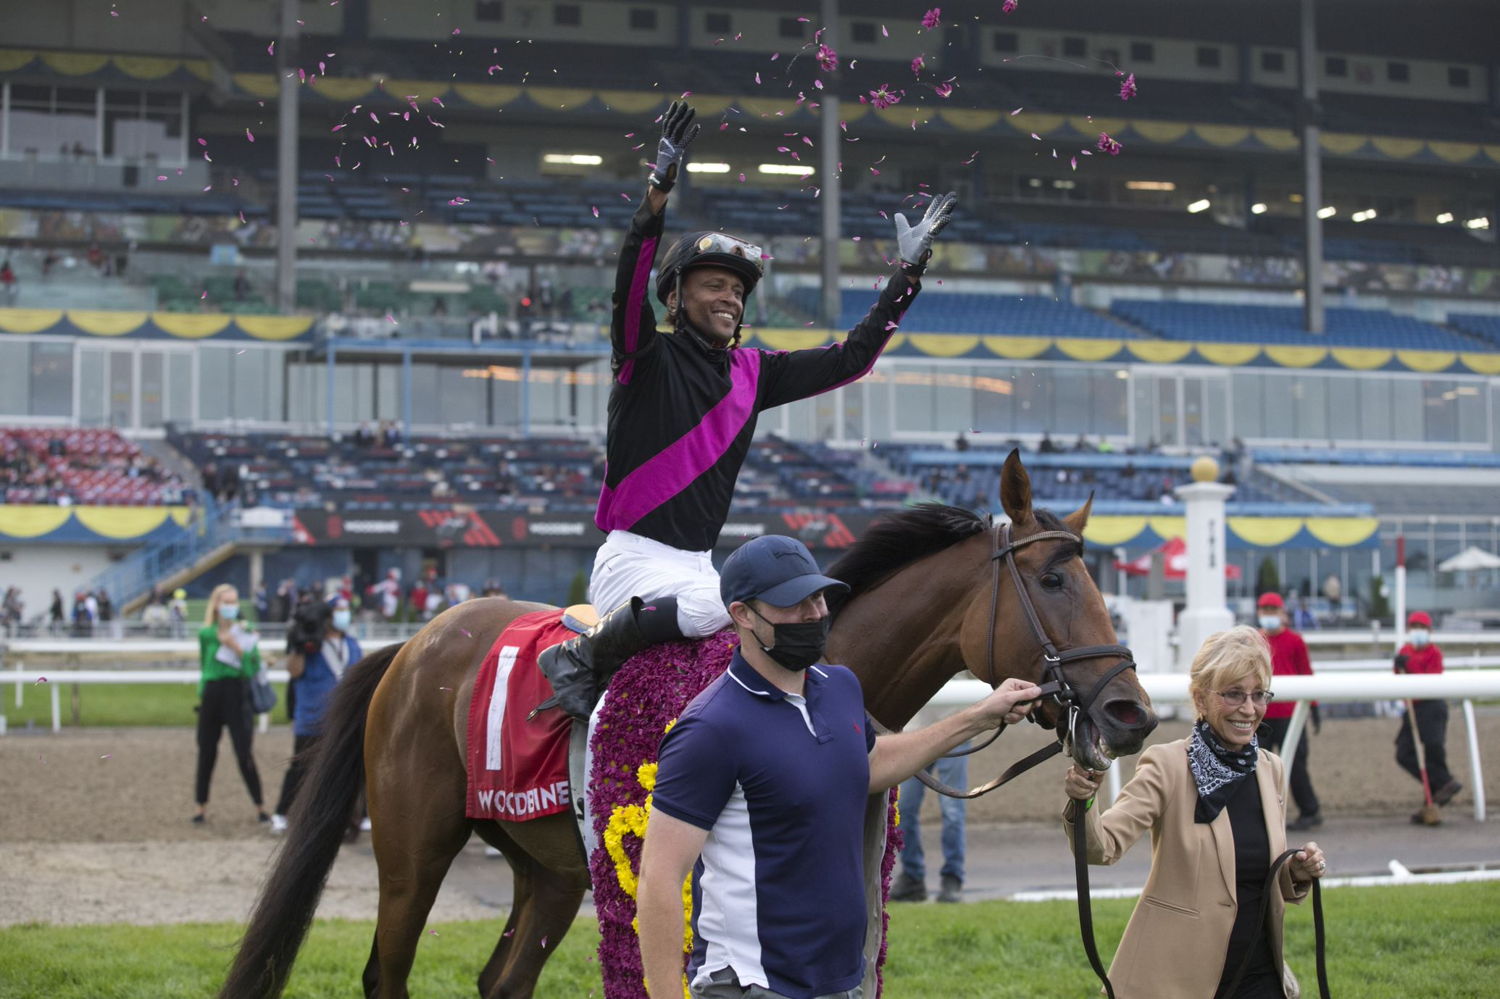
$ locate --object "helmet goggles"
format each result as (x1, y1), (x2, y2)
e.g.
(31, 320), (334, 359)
(655, 230), (765, 305)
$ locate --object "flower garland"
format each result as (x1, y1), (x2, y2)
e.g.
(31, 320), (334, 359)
(587, 632), (901, 999)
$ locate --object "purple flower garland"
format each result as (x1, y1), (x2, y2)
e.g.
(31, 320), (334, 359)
(587, 633), (900, 999)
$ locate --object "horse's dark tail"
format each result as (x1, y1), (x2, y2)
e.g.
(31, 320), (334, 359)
(218, 641), (404, 999)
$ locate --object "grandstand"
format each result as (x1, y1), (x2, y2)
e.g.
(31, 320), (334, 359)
(1, 0), (1497, 624)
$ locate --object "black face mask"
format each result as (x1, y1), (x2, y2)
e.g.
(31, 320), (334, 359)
(750, 608), (830, 672)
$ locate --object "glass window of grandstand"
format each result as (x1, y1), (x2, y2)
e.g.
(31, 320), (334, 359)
(474, 1), (502, 22)
(1130, 42), (1154, 63)
(1196, 46), (1222, 69)
(1230, 371), (1487, 446)
(1260, 51), (1286, 73)
(628, 7), (656, 30)
(1325, 56), (1348, 77)
(197, 346), (284, 424)
(553, 4), (581, 26)
(779, 16), (806, 39)
(5, 84), (99, 162)
(992, 31), (1018, 53)
(0, 341), (73, 418)
(103, 89), (185, 166)
(1062, 37), (1087, 58)
(851, 22), (877, 44)
(1448, 66), (1471, 88)
(1386, 61), (1409, 83)
(704, 11), (730, 33)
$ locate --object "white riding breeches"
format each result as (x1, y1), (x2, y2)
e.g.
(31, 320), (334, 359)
(587, 530), (731, 638)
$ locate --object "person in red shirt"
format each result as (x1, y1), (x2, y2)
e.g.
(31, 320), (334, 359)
(1394, 611), (1462, 815)
(1256, 592), (1323, 830)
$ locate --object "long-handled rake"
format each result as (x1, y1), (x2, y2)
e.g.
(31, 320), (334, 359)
(1405, 699), (1442, 826)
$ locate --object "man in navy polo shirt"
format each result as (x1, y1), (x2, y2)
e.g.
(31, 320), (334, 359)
(638, 535), (1041, 999)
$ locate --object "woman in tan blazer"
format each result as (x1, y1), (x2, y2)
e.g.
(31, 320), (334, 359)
(1063, 626), (1328, 999)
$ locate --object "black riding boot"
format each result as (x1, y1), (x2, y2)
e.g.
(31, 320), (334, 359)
(534, 597), (681, 720)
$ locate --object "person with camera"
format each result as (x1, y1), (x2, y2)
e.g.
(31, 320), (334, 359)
(269, 594), (361, 834)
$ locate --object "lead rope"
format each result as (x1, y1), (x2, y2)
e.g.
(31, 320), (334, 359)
(1070, 803), (1116, 999)
(1221, 849), (1331, 999)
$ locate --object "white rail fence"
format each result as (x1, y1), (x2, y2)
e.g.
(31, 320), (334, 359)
(4, 640), (1497, 822)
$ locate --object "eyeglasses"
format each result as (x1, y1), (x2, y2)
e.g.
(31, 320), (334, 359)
(1216, 689), (1274, 707)
(689, 233), (766, 275)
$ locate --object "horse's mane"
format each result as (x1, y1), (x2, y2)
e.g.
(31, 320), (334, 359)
(826, 504), (1076, 615)
(826, 503), (988, 614)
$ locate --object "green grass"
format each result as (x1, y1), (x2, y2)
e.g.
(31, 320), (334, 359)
(1, 883), (1495, 998)
(2, 682), (288, 729)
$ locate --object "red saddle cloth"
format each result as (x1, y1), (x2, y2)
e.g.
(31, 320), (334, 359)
(464, 609), (579, 822)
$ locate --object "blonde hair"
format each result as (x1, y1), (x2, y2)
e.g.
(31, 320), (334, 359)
(1188, 625), (1272, 710)
(205, 583), (238, 626)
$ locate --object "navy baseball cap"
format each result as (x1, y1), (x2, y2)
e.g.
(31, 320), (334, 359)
(720, 535), (849, 608)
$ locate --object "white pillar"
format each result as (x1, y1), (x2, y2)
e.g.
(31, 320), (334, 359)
(1174, 459), (1235, 671)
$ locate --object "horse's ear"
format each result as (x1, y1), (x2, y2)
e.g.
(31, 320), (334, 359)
(1064, 492), (1094, 535)
(999, 449), (1034, 528)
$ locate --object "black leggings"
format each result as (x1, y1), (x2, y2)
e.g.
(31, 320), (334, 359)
(274, 733), (320, 817)
(195, 677), (263, 807)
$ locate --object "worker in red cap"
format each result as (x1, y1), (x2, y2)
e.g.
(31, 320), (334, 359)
(1394, 611), (1462, 816)
(1257, 591), (1323, 830)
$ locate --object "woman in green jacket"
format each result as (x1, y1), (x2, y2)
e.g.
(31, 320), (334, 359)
(192, 583), (267, 824)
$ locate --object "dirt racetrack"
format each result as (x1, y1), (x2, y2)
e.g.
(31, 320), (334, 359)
(2, 711), (1497, 926)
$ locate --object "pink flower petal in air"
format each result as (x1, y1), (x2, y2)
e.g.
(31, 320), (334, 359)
(1119, 73), (1138, 101)
(921, 8), (942, 31)
(1003, 0), (1018, 12)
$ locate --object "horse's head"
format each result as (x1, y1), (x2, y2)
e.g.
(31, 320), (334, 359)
(960, 450), (1158, 770)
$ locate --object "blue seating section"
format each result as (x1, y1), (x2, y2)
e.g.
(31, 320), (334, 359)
(1446, 313), (1500, 350)
(1110, 301), (1481, 351)
(787, 288), (1138, 338)
(1252, 446), (1500, 468)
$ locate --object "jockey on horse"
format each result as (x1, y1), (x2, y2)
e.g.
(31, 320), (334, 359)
(536, 99), (958, 720)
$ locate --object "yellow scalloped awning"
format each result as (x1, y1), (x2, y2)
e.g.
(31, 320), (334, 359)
(1195, 343), (1262, 366)
(1253, 128), (1300, 151)
(1304, 517), (1380, 548)
(0, 506), (74, 539)
(453, 84), (521, 107)
(1370, 137), (1424, 159)
(1459, 352), (1500, 375)
(1395, 350), (1456, 372)
(1229, 517), (1304, 547)
(908, 334), (979, 357)
(1194, 124), (1250, 147)
(984, 335), (1051, 359)
(0, 308), (65, 334)
(237, 316), (314, 341)
(1263, 346), (1327, 368)
(0, 50), (37, 73)
(68, 310), (150, 336)
(1125, 341), (1194, 364)
(1428, 141), (1479, 164)
(1008, 112), (1065, 135)
(751, 328), (836, 351)
(1131, 121), (1190, 143)
(940, 109), (1002, 131)
(42, 51), (110, 75)
(1320, 133), (1368, 155)
(1329, 348), (1392, 370)
(74, 507), (174, 539)
(312, 77), (376, 101)
(234, 73), (281, 99)
(1055, 338), (1123, 362)
(1147, 516), (1186, 541)
(598, 90), (667, 114)
(114, 56), (178, 80)
(528, 86), (597, 110)
(380, 79), (440, 100)
(1082, 516), (1148, 546)
(153, 313), (233, 338)
(739, 97), (802, 119)
(1073, 116), (1126, 136)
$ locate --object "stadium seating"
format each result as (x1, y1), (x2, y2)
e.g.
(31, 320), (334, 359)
(0, 428), (183, 505)
(1446, 313), (1500, 350)
(1109, 301), (1485, 350)
(788, 287), (1140, 337)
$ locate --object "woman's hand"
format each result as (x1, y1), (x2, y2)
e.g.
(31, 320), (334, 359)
(1065, 764), (1103, 802)
(1291, 841), (1327, 882)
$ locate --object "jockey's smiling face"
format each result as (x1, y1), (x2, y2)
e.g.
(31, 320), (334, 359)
(669, 266), (745, 345)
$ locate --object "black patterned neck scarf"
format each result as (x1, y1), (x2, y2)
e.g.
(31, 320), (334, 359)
(1187, 718), (1259, 824)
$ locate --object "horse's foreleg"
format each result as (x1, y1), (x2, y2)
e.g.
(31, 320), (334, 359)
(366, 791), (470, 998)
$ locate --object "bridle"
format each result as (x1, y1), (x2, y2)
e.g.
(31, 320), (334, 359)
(900, 519), (1141, 999)
(910, 520), (1138, 801)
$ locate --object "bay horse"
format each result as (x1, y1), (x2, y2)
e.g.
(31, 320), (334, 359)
(219, 451), (1157, 999)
